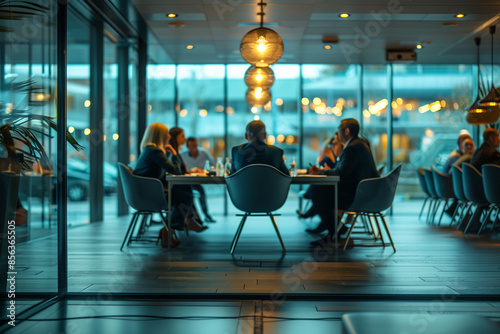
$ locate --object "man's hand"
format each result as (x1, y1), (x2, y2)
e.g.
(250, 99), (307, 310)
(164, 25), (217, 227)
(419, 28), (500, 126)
(309, 165), (321, 175)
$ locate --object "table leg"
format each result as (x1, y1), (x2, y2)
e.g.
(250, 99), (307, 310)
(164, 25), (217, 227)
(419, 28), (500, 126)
(167, 180), (172, 248)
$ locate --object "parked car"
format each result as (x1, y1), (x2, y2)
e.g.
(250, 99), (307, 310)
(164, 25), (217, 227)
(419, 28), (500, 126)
(67, 159), (117, 201)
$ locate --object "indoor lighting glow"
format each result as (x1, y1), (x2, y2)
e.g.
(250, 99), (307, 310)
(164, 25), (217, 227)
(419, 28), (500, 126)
(68, 126), (75, 134)
(285, 135), (294, 145)
(339, 13), (350, 18)
(180, 109), (188, 117)
(425, 129), (434, 137)
(363, 109), (371, 118)
(455, 14), (466, 18)
(199, 109), (208, 117)
(84, 100), (91, 107)
(215, 105), (224, 112)
(251, 107), (258, 113)
(167, 13), (178, 18)
(276, 134), (285, 143)
(406, 103), (413, 110)
(226, 107), (234, 115)
(313, 97), (321, 105)
(254, 115), (260, 121)
(416, 45), (422, 49)
(246, 87), (271, 107)
(186, 45), (194, 50)
(275, 98), (283, 106)
(84, 128), (91, 135)
(301, 98), (310, 105)
(267, 135), (275, 145)
(244, 66), (275, 89)
(397, 98), (403, 105)
(324, 45), (332, 50)
(103, 135), (106, 142)
(113, 133), (119, 140)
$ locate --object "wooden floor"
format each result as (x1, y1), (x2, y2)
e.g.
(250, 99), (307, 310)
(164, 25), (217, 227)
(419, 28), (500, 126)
(12, 199), (500, 296)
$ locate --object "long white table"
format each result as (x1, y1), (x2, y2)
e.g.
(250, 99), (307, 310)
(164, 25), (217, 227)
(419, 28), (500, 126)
(165, 174), (340, 249)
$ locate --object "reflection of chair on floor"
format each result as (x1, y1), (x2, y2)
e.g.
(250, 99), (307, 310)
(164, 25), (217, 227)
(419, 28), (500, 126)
(343, 164), (402, 252)
(225, 164), (292, 254)
(117, 163), (171, 251)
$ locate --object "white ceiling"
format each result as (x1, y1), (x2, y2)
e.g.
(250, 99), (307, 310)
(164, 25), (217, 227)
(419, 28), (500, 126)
(131, 0), (500, 64)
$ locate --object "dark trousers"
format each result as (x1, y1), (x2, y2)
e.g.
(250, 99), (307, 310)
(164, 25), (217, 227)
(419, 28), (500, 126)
(169, 185), (196, 230)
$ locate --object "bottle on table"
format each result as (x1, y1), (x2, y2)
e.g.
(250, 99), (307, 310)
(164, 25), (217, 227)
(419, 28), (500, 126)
(216, 157), (224, 176)
(290, 157), (297, 177)
(224, 157), (232, 175)
(204, 160), (211, 173)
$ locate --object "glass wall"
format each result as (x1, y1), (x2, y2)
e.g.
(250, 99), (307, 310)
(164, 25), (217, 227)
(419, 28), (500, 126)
(0, 0), (59, 296)
(67, 9), (91, 225)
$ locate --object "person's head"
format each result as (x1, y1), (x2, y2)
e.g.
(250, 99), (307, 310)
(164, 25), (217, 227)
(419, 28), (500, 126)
(461, 138), (475, 155)
(337, 118), (359, 144)
(483, 127), (500, 147)
(330, 131), (343, 158)
(186, 137), (198, 155)
(140, 122), (170, 153)
(169, 127), (186, 151)
(457, 133), (472, 151)
(245, 120), (266, 142)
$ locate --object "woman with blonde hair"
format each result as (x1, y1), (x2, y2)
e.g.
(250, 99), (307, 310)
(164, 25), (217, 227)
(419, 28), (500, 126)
(134, 123), (207, 247)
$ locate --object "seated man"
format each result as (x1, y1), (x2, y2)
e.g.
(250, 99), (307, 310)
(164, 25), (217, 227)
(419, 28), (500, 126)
(442, 133), (472, 174)
(471, 127), (500, 169)
(181, 137), (217, 223)
(308, 118), (379, 247)
(231, 120), (289, 175)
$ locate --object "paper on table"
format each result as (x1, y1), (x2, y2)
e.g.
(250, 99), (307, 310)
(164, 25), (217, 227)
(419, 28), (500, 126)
(298, 174), (327, 177)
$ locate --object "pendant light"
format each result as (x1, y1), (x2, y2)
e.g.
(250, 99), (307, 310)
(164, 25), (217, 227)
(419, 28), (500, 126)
(244, 66), (275, 89)
(467, 36), (500, 125)
(240, 1), (284, 67)
(480, 25), (500, 106)
(246, 87), (271, 107)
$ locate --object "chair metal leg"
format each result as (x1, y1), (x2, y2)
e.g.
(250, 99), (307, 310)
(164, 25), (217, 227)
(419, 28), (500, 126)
(464, 204), (482, 234)
(121, 212), (139, 251)
(127, 212), (145, 246)
(477, 205), (493, 235)
(368, 214), (380, 240)
(343, 213), (360, 251)
(457, 203), (472, 230)
(379, 214), (396, 252)
(269, 214), (286, 254)
(419, 197), (429, 220)
(230, 214), (248, 254)
(437, 199), (449, 226)
(372, 215), (386, 247)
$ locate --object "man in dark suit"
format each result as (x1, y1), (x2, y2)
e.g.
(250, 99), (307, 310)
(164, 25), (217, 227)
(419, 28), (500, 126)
(308, 118), (379, 246)
(231, 120), (289, 175)
(470, 127), (500, 170)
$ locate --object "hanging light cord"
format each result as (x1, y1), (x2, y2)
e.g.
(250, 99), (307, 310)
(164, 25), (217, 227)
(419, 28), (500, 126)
(490, 25), (496, 85)
(476, 37), (481, 85)
(257, 0), (267, 28)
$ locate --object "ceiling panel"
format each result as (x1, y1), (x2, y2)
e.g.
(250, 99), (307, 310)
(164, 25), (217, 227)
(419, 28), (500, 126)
(131, 0), (500, 64)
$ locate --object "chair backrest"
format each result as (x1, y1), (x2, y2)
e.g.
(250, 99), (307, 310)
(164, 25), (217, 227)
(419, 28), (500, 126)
(482, 164), (500, 206)
(225, 164), (292, 213)
(417, 168), (431, 197)
(451, 165), (467, 201)
(423, 168), (438, 197)
(432, 166), (455, 199)
(117, 162), (168, 212)
(462, 162), (488, 204)
(346, 164), (402, 213)
(377, 164), (386, 176)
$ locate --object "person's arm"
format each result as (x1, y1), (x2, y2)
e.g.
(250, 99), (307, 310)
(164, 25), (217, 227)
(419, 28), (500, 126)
(491, 150), (500, 166)
(151, 149), (182, 175)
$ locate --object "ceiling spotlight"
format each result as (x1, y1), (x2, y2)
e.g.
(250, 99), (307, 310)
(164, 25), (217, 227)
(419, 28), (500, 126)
(186, 45), (194, 50)
(324, 45), (332, 50)
(416, 45), (422, 49)
(339, 13), (350, 18)
(167, 13), (178, 18)
(455, 14), (466, 18)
